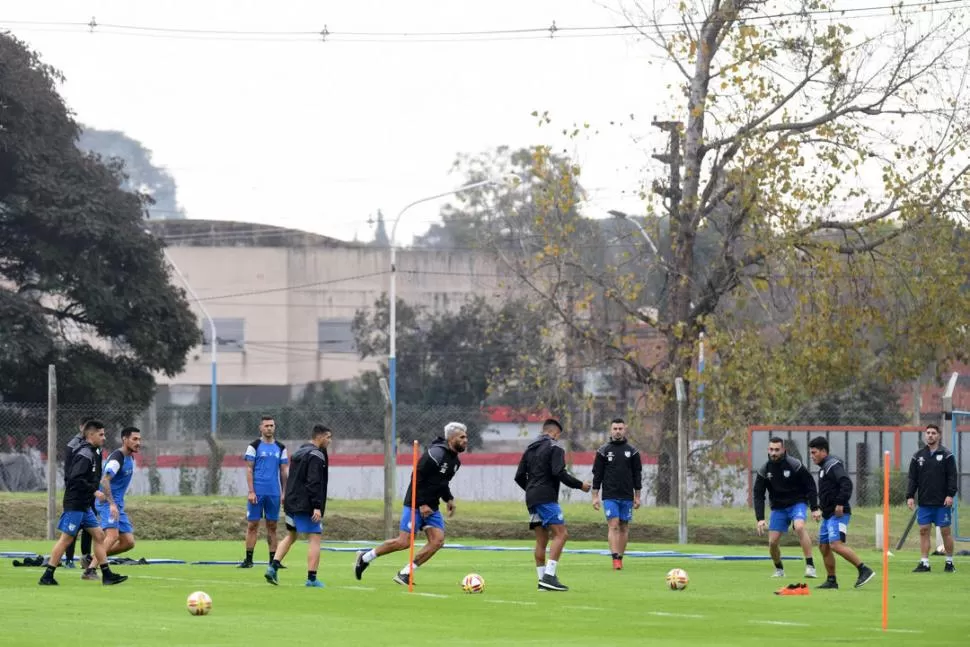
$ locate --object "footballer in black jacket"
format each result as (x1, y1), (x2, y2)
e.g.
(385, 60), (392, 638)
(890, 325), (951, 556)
(906, 424), (959, 572)
(354, 422), (469, 586)
(752, 437), (819, 579)
(265, 424), (333, 587)
(514, 418), (591, 592)
(39, 420), (127, 586)
(808, 436), (875, 590)
(591, 418), (643, 570)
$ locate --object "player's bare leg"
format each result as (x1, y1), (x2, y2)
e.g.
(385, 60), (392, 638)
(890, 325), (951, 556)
(941, 526), (956, 571)
(413, 527), (444, 566)
(538, 524), (570, 591)
(87, 527), (127, 585)
(792, 519), (816, 577)
(617, 520), (630, 560)
(533, 526), (549, 583)
(241, 520), (259, 567)
(831, 540), (875, 588)
(107, 532), (135, 556)
(767, 530), (784, 576)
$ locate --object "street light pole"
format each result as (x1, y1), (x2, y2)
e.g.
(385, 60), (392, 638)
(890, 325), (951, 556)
(161, 247), (219, 438)
(387, 178), (496, 488)
(608, 209), (659, 256)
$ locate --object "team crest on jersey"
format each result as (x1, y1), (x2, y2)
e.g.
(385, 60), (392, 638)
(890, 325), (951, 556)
(783, 470), (790, 478)
(937, 455), (943, 461)
(918, 457), (925, 467)
(606, 451), (614, 462)
(624, 451), (631, 458)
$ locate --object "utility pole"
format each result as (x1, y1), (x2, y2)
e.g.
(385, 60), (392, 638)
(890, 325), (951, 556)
(652, 118), (685, 506)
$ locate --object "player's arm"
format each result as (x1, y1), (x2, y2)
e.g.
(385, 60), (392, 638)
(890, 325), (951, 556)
(752, 467), (768, 522)
(306, 452), (326, 521)
(99, 455), (120, 508)
(799, 463), (819, 511)
(631, 450), (643, 507)
(279, 448), (289, 500)
(829, 461), (853, 510)
(905, 454), (918, 504)
(590, 450), (606, 506)
(551, 446), (587, 491)
(945, 452), (959, 502)
(514, 449), (530, 490)
(244, 445), (257, 502)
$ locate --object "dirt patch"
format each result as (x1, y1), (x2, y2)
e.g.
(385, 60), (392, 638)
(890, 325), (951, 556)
(0, 499), (804, 547)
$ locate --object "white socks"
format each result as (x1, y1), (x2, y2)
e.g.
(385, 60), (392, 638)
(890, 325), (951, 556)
(362, 549), (377, 563)
(399, 562), (418, 576)
(536, 566), (545, 580)
(545, 560), (558, 577)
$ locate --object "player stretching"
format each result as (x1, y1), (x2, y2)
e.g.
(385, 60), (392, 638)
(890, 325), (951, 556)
(354, 423), (468, 586)
(591, 418), (642, 570)
(753, 437), (818, 578)
(808, 436), (874, 589)
(240, 415), (288, 568)
(907, 423), (959, 573)
(91, 426), (141, 575)
(515, 418), (591, 592)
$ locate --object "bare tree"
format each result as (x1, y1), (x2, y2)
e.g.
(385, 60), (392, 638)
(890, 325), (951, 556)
(490, 1), (970, 503)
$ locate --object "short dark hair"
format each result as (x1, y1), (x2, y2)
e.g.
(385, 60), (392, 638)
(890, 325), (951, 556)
(83, 419), (105, 434)
(610, 418), (625, 425)
(121, 426), (140, 438)
(768, 436), (786, 445)
(926, 423), (940, 433)
(808, 436), (829, 452)
(543, 418), (563, 432)
(312, 424), (332, 438)
(79, 416), (95, 427)
(261, 415), (275, 422)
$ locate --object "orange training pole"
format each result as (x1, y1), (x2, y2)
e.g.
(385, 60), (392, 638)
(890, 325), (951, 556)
(408, 439), (418, 593)
(882, 450), (890, 632)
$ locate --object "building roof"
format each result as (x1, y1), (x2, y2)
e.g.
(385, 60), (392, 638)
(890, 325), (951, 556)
(147, 219), (362, 249)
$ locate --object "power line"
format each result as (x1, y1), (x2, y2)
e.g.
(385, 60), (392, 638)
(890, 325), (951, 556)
(195, 270), (389, 302)
(1, 1), (965, 44)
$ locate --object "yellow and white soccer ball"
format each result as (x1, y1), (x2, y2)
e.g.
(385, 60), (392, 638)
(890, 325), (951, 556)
(186, 590), (213, 616)
(665, 568), (689, 591)
(461, 573), (485, 594)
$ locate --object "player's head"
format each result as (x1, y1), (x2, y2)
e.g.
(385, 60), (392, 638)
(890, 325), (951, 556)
(767, 437), (786, 462)
(609, 418), (626, 441)
(924, 424), (941, 448)
(311, 424), (332, 449)
(78, 415), (94, 433)
(808, 436), (829, 465)
(83, 419), (106, 448)
(121, 426), (142, 454)
(260, 415), (276, 438)
(444, 422), (468, 453)
(542, 418), (563, 440)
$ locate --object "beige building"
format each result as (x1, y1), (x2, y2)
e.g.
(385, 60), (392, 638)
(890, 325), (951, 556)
(149, 220), (514, 406)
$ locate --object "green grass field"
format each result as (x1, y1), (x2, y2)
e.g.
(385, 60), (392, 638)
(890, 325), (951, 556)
(1, 538), (967, 646)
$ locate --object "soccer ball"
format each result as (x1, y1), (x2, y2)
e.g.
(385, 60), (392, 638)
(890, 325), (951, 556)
(461, 573), (485, 593)
(186, 591), (212, 616)
(665, 568), (689, 590)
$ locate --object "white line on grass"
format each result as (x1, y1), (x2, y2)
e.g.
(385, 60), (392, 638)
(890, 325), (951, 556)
(411, 592), (449, 598)
(564, 605), (608, 611)
(859, 628), (924, 635)
(649, 611), (706, 619)
(751, 620), (810, 627)
(485, 599), (538, 606)
(340, 585), (376, 591)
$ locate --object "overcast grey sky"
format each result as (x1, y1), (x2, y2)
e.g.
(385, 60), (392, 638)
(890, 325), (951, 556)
(2, 1), (955, 245)
(3, 0), (670, 245)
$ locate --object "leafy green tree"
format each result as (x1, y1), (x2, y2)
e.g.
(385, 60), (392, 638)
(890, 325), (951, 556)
(0, 33), (199, 406)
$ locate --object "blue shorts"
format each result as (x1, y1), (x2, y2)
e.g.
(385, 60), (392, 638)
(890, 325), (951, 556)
(917, 506), (952, 528)
(284, 513), (322, 534)
(768, 503), (808, 533)
(96, 502), (133, 534)
(819, 515), (850, 545)
(247, 495), (281, 522)
(399, 506), (445, 533)
(57, 509), (100, 537)
(528, 502), (565, 528)
(603, 499), (634, 523)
